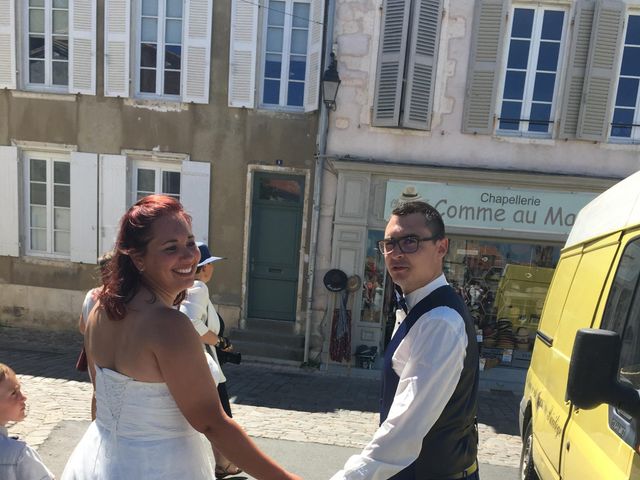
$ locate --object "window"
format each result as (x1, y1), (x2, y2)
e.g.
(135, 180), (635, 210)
(132, 160), (181, 202)
(497, 7), (566, 135)
(25, 154), (70, 257)
(260, 0), (310, 108)
(137, 0), (183, 97)
(611, 15), (640, 140)
(25, 0), (69, 89)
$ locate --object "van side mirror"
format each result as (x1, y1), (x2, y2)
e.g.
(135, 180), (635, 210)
(567, 329), (640, 418)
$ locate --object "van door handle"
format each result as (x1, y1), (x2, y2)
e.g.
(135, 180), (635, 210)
(566, 441), (570, 451)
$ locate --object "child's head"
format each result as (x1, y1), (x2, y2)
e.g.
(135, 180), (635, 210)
(0, 363), (27, 426)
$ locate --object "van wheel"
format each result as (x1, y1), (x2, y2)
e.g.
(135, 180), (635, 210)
(520, 420), (538, 480)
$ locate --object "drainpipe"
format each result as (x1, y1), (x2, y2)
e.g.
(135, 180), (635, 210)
(304, 0), (337, 363)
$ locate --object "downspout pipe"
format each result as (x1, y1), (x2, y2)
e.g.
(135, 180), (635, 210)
(304, 0), (337, 363)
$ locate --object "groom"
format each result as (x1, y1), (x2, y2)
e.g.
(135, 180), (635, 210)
(332, 201), (480, 480)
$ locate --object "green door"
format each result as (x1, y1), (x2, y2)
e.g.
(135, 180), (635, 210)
(248, 173), (304, 321)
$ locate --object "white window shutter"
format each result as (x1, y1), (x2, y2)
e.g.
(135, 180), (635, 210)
(576, 0), (625, 142)
(99, 154), (128, 254)
(0, 0), (16, 90)
(70, 152), (98, 263)
(182, 0), (213, 103)
(303, 0), (325, 112)
(372, 0), (411, 127)
(69, 0), (97, 95)
(104, 0), (130, 98)
(228, 0), (258, 108)
(558, 1), (596, 139)
(461, 0), (506, 134)
(401, 0), (443, 130)
(180, 160), (210, 244)
(0, 146), (19, 257)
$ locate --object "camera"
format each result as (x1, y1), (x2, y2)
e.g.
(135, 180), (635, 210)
(216, 348), (242, 365)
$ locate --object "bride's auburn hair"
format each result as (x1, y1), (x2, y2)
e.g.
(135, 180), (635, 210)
(99, 195), (192, 320)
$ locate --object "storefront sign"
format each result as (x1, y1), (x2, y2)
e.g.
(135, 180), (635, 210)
(385, 180), (598, 236)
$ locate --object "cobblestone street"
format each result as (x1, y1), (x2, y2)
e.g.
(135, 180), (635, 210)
(1, 327), (523, 469)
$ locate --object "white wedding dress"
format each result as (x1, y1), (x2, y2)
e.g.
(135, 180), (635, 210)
(62, 365), (214, 479)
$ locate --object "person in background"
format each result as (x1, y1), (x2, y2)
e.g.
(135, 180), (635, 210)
(62, 195), (300, 480)
(180, 242), (242, 479)
(332, 201), (480, 480)
(0, 363), (55, 480)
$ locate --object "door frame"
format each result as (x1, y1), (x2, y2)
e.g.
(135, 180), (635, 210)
(240, 165), (311, 333)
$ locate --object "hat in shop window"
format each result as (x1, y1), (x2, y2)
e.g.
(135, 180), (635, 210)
(197, 242), (225, 267)
(399, 185), (424, 203)
(346, 274), (363, 293)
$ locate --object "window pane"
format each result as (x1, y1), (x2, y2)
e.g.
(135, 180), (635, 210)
(142, 18), (158, 42)
(164, 71), (180, 95)
(528, 103), (551, 132)
(165, 19), (182, 44)
(611, 108), (634, 137)
(54, 230), (70, 254)
(616, 78), (639, 107)
(30, 183), (47, 205)
(621, 47), (640, 77)
(289, 55), (306, 80)
(29, 9), (44, 33)
(507, 40), (529, 69)
(292, 3), (310, 28)
(626, 15), (640, 46)
(30, 229), (47, 251)
(259, 177), (302, 202)
(503, 71), (526, 99)
(166, 0), (183, 18)
(29, 0), (44, 6)
(52, 61), (68, 85)
(53, 0), (68, 7)
(31, 159), (47, 181)
(140, 69), (157, 93)
(162, 171), (180, 195)
(30, 206), (47, 228)
(499, 101), (522, 130)
(53, 37), (68, 60)
(142, 0), (158, 16)
(54, 208), (70, 230)
(141, 43), (157, 68)
(29, 36), (45, 58)
(287, 81), (304, 106)
(268, 1), (286, 26)
(263, 79), (280, 104)
(53, 10), (68, 34)
(54, 161), (70, 184)
(512, 8), (534, 38)
(165, 45), (181, 69)
(541, 10), (564, 41)
(54, 185), (70, 207)
(29, 60), (45, 83)
(532, 72), (555, 102)
(137, 169), (156, 192)
(267, 27), (284, 52)
(265, 53), (282, 78)
(537, 42), (559, 71)
(291, 29), (308, 55)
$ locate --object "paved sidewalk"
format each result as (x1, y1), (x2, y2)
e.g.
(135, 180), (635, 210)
(1, 326), (523, 469)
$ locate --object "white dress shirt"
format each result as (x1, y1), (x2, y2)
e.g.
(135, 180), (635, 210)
(0, 426), (55, 480)
(331, 274), (468, 480)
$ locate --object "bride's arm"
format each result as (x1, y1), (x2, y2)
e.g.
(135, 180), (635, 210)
(152, 309), (301, 480)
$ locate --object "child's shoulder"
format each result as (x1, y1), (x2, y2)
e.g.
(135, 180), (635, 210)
(0, 434), (28, 463)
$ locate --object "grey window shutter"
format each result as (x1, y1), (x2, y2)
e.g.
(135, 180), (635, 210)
(461, 0), (506, 134)
(576, 0), (625, 141)
(558, 0), (596, 139)
(372, 0), (411, 127)
(401, 0), (443, 130)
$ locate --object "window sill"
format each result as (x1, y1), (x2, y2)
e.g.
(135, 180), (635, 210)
(494, 131), (555, 145)
(258, 104), (306, 115)
(12, 90), (77, 102)
(125, 98), (189, 112)
(22, 254), (72, 266)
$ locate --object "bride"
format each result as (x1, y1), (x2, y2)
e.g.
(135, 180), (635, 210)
(62, 195), (299, 480)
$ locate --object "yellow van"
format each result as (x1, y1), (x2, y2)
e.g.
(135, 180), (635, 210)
(519, 171), (640, 480)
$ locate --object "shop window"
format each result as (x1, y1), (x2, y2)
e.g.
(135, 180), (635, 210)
(444, 237), (560, 370)
(610, 15), (640, 140)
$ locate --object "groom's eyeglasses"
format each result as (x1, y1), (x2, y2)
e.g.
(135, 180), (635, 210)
(377, 235), (439, 255)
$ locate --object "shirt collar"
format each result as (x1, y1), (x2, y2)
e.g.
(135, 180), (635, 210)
(0, 425), (8, 438)
(404, 273), (448, 311)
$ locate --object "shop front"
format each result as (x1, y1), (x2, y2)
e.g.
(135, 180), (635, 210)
(328, 162), (611, 390)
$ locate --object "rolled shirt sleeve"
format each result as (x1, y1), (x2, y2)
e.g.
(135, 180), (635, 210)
(179, 282), (210, 337)
(331, 306), (468, 480)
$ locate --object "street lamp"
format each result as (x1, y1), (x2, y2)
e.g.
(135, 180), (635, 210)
(322, 52), (341, 111)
